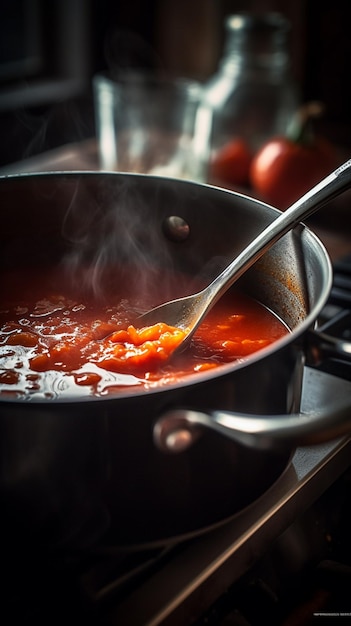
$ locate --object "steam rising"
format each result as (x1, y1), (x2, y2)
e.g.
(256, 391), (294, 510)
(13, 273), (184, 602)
(60, 176), (181, 306)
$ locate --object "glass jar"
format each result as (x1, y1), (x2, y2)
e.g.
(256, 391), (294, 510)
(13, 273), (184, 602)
(204, 13), (299, 158)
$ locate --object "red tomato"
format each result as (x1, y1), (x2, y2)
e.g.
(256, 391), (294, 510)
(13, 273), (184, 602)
(210, 138), (252, 187)
(249, 102), (340, 209)
(250, 136), (337, 209)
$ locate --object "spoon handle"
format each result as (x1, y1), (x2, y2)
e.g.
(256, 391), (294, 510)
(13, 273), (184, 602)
(210, 159), (351, 301)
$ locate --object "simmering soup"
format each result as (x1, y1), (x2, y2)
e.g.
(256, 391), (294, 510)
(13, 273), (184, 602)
(0, 267), (289, 399)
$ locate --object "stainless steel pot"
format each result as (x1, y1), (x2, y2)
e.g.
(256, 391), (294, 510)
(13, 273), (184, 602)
(0, 171), (348, 547)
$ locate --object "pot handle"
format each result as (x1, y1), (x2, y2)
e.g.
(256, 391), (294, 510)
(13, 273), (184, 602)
(154, 315), (351, 454)
(153, 403), (351, 453)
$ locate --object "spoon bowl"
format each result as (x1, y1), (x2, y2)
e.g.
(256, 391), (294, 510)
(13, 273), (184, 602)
(139, 160), (351, 350)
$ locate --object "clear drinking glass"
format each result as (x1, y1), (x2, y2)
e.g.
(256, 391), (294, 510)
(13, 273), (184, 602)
(93, 72), (210, 182)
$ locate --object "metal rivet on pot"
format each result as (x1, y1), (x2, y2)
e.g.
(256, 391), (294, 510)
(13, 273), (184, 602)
(165, 429), (194, 452)
(154, 412), (201, 453)
(163, 216), (190, 242)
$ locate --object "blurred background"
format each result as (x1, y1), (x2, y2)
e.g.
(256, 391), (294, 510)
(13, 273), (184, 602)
(0, 0), (350, 168)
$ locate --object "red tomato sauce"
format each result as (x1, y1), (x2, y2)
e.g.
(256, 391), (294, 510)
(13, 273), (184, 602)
(0, 267), (289, 399)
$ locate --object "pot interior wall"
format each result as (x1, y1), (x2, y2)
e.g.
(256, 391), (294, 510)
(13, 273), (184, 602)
(0, 172), (329, 332)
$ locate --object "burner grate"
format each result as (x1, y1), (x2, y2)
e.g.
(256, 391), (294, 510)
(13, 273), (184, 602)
(314, 254), (351, 380)
(322, 254), (351, 315)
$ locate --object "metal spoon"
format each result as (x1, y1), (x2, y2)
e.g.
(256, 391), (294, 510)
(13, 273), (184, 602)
(139, 159), (351, 350)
